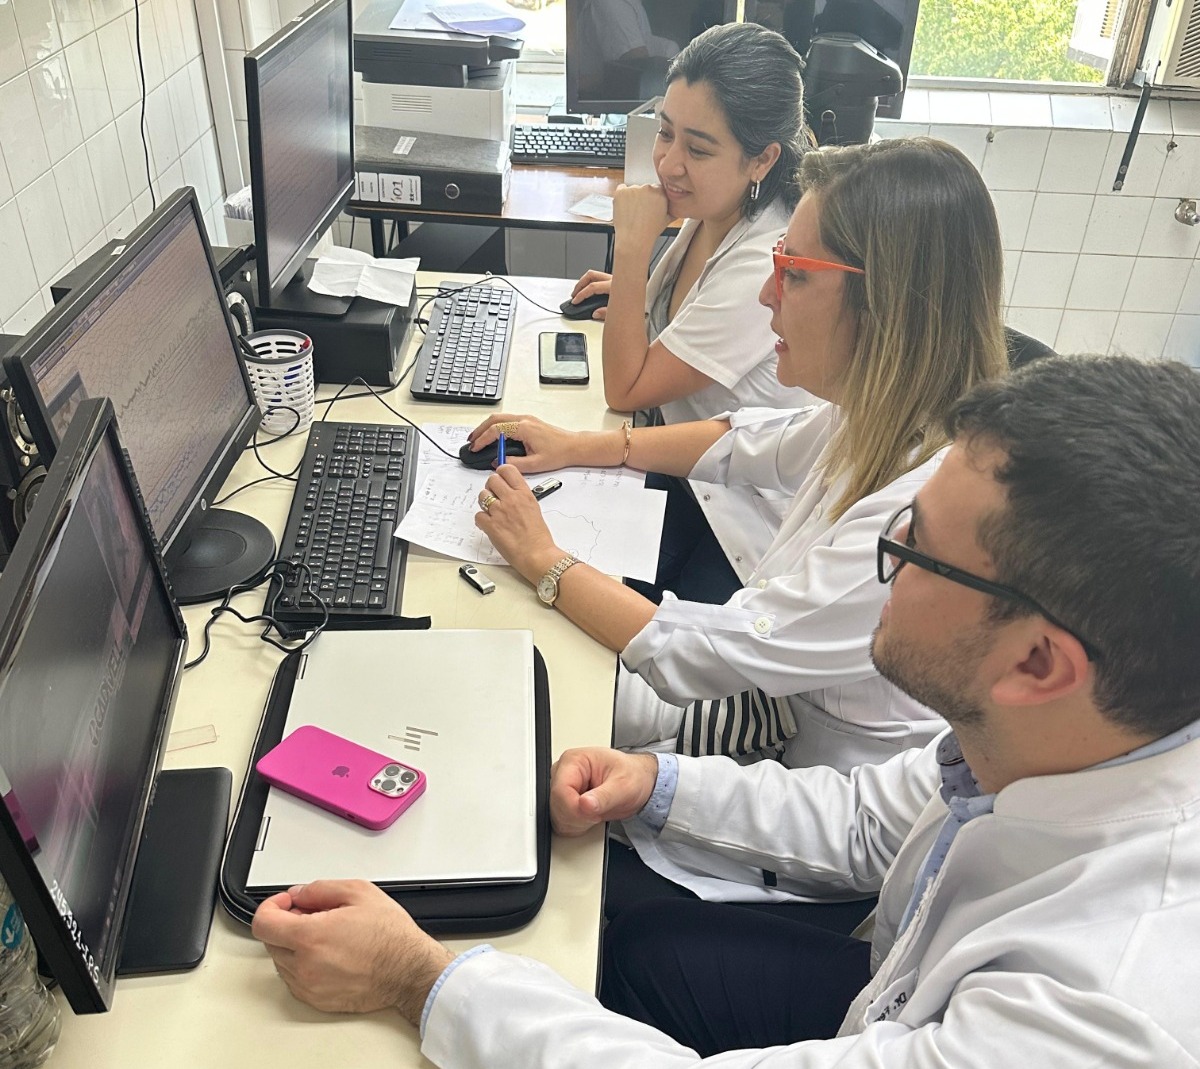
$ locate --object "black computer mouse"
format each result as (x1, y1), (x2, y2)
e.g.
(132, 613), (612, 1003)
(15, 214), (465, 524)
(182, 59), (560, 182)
(459, 438), (527, 470)
(560, 293), (609, 320)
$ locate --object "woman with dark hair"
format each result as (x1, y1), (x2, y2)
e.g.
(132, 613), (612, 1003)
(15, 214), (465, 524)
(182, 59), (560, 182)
(566, 22), (816, 603)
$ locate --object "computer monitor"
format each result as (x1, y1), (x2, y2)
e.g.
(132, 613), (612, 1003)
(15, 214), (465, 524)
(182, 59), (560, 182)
(246, 0), (354, 312)
(565, 0), (740, 116)
(0, 398), (185, 1012)
(2, 187), (274, 604)
(744, 0), (919, 119)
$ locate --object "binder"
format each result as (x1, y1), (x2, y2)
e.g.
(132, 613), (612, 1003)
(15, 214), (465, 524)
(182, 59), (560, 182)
(353, 126), (511, 214)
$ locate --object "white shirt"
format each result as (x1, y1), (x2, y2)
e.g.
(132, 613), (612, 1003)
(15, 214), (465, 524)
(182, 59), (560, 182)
(615, 404), (945, 898)
(422, 727), (1200, 1068)
(649, 204), (815, 580)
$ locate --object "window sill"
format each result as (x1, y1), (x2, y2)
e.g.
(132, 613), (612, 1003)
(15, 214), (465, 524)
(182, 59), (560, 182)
(890, 88), (1200, 134)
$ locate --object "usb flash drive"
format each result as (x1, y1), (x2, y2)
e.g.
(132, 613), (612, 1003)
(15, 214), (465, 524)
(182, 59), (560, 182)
(532, 478), (562, 500)
(458, 564), (496, 595)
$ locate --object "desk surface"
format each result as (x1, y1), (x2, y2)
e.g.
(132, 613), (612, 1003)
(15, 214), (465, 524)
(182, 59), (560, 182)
(47, 275), (616, 1068)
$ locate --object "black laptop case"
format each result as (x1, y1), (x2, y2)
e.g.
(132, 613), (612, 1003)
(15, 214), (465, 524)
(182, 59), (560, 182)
(219, 645), (551, 933)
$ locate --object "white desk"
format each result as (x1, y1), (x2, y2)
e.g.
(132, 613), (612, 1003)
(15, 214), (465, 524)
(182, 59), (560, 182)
(47, 275), (617, 1067)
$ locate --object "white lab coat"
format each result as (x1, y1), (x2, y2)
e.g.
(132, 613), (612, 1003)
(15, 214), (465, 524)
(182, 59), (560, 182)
(616, 404), (944, 899)
(422, 731), (1200, 1069)
(650, 204), (814, 580)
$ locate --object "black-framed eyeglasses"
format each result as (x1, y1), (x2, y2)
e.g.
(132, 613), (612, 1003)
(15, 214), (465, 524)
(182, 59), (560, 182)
(877, 504), (1102, 662)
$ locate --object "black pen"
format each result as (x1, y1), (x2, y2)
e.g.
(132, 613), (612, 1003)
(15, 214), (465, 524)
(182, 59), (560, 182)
(531, 478), (562, 501)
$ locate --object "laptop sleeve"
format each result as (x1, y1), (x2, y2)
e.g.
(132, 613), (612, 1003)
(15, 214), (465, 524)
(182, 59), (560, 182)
(218, 646), (551, 933)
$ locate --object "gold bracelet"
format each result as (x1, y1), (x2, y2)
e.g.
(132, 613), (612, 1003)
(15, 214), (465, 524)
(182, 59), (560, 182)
(620, 420), (632, 466)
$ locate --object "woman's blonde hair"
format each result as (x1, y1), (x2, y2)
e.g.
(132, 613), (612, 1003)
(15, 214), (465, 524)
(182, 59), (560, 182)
(799, 137), (1008, 519)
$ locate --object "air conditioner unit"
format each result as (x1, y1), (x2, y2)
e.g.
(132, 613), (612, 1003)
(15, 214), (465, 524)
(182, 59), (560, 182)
(1143, 0), (1200, 88)
(1069, 0), (1121, 70)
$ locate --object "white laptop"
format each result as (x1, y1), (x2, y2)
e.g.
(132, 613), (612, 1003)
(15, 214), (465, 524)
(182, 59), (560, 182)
(246, 628), (538, 890)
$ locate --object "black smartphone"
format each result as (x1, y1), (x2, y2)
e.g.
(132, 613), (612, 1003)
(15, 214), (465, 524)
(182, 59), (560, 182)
(539, 331), (590, 384)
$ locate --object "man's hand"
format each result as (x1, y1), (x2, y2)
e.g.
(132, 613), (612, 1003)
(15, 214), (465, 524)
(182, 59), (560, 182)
(251, 879), (455, 1025)
(551, 747), (659, 836)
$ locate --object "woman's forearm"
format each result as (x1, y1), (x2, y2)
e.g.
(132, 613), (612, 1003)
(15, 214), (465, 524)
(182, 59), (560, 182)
(518, 546), (658, 653)
(570, 419), (731, 478)
(601, 242), (656, 410)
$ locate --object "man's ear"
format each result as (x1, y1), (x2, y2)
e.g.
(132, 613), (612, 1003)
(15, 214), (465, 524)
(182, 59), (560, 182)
(990, 625), (1090, 708)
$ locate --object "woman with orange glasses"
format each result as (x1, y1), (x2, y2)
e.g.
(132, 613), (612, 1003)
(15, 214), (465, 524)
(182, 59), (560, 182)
(465, 137), (1007, 903)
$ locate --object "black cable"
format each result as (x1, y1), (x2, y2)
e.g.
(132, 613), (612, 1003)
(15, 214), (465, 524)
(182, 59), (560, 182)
(132, 0), (155, 211)
(184, 560), (328, 670)
(319, 375), (458, 459)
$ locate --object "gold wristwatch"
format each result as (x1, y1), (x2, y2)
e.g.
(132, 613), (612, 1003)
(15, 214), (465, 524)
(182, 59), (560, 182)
(536, 554), (579, 606)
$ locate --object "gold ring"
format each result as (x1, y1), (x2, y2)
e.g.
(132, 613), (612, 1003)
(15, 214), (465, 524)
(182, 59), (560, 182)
(495, 421), (519, 435)
(480, 492), (497, 513)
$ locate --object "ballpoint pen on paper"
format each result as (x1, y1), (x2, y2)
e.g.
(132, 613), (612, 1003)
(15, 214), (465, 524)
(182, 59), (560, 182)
(531, 478), (562, 501)
(497, 432), (506, 466)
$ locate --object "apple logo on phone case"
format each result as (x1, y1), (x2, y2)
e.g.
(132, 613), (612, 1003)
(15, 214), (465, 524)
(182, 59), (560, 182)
(332, 765), (350, 777)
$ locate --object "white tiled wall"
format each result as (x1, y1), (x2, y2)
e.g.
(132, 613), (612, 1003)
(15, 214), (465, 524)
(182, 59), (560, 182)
(0, 0), (225, 335)
(874, 91), (1200, 366)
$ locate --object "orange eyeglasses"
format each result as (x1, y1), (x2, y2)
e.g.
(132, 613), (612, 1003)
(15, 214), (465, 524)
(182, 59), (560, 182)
(772, 239), (864, 299)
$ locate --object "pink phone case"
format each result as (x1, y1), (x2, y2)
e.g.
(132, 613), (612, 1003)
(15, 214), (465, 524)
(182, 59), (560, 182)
(256, 725), (427, 830)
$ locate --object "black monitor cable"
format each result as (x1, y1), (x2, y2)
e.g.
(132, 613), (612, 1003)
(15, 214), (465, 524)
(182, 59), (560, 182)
(184, 559), (329, 670)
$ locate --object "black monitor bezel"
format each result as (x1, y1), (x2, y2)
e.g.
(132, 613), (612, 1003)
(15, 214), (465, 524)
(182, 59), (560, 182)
(0, 187), (263, 562)
(565, 0), (740, 115)
(0, 397), (187, 1013)
(245, 0), (355, 309)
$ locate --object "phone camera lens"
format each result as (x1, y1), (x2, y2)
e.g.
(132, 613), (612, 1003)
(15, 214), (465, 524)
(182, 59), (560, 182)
(400, 770), (416, 784)
(384, 764), (401, 776)
(380, 779), (396, 792)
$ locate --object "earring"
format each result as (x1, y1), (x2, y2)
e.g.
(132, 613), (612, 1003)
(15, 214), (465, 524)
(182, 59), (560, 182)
(749, 180), (760, 202)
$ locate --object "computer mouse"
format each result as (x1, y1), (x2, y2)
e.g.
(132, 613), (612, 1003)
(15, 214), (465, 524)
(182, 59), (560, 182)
(458, 438), (527, 470)
(560, 293), (609, 320)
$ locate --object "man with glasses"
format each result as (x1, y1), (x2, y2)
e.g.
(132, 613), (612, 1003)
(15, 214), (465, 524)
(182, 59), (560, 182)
(254, 354), (1200, 1067)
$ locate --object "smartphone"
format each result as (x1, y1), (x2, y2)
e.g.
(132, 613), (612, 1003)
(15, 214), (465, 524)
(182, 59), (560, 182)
(256, 725), (426, 830)
(539, 331), (590, 384)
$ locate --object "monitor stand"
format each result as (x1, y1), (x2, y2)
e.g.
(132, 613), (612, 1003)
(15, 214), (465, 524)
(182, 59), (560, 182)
(167, 509), (277, 605)
(117, 767), (232, 975)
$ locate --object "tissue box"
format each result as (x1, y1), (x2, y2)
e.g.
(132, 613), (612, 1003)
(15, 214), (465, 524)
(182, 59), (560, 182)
(624, 97), (661, 186)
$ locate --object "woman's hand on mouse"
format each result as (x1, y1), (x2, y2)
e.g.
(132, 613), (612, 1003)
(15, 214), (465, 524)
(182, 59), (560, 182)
(474, 465), (562, 583)
(468, 414), (603, 473)
(570, 270), (612, 321)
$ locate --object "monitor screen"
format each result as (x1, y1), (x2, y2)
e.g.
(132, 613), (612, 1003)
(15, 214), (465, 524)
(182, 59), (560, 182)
(744, 0), (919, 118)
(246, 0), (354, 307)
(566, 0), (739, 115)
(2, 189), (271, 603)
(0, 398), (186, 1012)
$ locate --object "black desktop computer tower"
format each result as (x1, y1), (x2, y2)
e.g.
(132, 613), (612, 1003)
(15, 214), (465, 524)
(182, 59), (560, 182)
(247, 259), (419, 388)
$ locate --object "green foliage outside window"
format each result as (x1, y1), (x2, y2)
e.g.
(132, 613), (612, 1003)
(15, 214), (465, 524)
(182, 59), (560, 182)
(908, 0), (1105, 82)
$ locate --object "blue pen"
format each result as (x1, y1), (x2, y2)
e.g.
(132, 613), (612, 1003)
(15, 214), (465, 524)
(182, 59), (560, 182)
(497, 432), (506, 466)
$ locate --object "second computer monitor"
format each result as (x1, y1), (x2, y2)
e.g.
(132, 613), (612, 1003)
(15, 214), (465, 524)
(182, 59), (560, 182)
(246, 0), (354, 309)
(2, 187), (274, 603)
(566, 0), (738, 115)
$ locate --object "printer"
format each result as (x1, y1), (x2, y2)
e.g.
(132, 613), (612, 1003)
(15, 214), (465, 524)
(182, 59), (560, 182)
(355, 0), (522, 143)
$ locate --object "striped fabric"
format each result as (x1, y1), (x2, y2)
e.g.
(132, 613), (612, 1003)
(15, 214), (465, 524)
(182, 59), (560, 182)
(675, 688), (798, 757)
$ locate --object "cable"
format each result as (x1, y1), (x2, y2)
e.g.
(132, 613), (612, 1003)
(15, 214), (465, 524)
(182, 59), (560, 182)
(318, 375), (459, 459)
(184, 560), (328, 670)
(132, 0), (155, 211)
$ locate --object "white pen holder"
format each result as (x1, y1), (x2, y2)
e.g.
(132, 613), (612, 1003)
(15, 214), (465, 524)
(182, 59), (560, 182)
(239, 329), (316, 435)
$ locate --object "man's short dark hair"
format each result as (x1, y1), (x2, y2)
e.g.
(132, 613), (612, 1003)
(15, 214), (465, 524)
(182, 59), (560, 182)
(947, 355), (1200, 737)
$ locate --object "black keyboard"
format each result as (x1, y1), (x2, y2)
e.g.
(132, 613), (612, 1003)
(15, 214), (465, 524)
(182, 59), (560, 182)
(410, 283), (516, 405)
(510, 122), (627, 167)
(264, 420), (418, 632)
